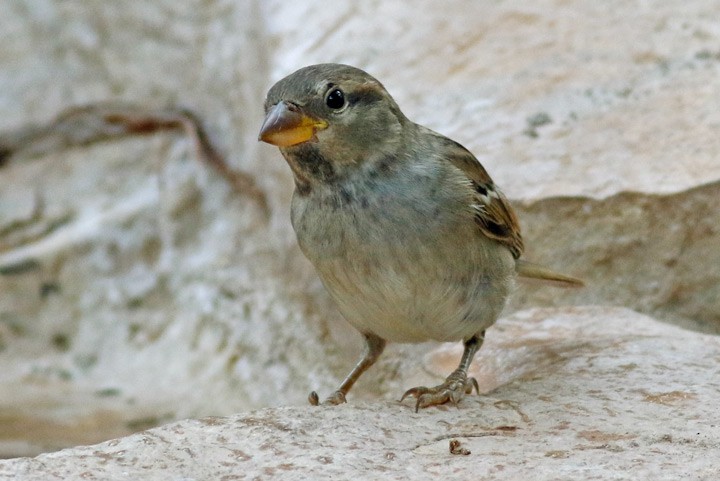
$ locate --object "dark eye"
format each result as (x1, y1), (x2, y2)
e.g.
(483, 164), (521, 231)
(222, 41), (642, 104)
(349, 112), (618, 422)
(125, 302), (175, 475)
(325, 88), (345, 110)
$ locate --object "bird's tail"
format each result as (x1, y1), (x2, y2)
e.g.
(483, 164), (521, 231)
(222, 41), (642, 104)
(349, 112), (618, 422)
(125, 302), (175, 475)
(515, 259), (584, 288)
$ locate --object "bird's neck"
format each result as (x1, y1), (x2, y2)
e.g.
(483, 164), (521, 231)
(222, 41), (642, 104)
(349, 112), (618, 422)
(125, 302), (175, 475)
(282, 144), (337, 195)
(283, 139), (407, 197)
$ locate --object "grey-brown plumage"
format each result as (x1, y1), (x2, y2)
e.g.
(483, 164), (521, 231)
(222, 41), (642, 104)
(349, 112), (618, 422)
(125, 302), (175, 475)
(259, 63), (582, 410)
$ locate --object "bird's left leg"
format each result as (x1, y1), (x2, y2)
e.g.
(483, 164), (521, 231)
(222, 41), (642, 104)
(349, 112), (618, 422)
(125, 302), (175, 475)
(401, 332), (484, 412)
(309, 332), (386, 406)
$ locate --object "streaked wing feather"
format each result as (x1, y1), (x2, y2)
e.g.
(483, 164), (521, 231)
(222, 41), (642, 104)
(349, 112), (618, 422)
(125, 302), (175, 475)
(431, 132), (524, 258)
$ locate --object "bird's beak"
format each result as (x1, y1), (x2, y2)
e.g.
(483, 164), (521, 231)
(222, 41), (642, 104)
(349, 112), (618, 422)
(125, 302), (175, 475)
(258, 101), (328, 147)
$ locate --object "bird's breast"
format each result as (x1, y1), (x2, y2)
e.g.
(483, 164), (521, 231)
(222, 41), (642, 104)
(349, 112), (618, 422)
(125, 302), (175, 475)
(290, 169), (516, 343)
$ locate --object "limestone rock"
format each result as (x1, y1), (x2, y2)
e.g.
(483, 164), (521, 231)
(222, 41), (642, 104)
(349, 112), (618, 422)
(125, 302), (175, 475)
(511, 184), (720, 334)
(264, 0), (720, 198)
(1, 0), (719, 459)
(1, 307), (718, 480)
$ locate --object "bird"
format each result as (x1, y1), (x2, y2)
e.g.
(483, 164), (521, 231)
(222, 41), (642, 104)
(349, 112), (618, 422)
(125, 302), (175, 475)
(258, 63), (583, 411)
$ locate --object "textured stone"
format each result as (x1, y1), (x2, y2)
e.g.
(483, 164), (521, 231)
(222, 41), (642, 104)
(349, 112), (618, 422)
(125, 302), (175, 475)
(264, 0), (720, 199)
(1, 307), (719, 480)
(1, 0), (719, 461)
(510, 183), (720, 333)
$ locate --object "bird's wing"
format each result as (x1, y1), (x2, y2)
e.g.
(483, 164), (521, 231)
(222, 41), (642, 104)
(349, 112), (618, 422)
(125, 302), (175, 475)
(430, 131), (524, 259)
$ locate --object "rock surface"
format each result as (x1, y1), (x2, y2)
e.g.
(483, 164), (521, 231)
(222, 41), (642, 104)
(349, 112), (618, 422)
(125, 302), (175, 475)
(1, 307), (719, 480)
(1, 0), (719, 461)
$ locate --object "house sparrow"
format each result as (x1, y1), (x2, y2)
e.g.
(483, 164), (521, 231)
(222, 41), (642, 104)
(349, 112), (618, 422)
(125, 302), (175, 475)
(259, 64), (582, 411)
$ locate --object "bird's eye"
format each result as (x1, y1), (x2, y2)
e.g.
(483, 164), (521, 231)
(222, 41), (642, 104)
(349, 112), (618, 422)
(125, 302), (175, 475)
(325, 88), (345, 110)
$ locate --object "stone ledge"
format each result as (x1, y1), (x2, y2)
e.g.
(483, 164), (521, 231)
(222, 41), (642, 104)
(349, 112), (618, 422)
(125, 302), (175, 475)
(511, 180), (720, 333)
(2, 307), (718, 480)
(2, 0), (720, 465)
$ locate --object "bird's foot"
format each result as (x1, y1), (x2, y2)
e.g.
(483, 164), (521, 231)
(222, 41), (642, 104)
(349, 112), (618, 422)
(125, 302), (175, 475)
(308, 390), (347, 406)
(400, 372), (479, 412)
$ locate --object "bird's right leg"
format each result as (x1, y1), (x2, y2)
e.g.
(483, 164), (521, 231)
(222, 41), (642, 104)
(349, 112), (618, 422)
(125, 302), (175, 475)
(309, 332), (386, 406)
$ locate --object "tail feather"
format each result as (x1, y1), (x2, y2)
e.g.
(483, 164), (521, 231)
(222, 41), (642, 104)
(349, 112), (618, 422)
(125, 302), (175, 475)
(515, 259), (584, 288)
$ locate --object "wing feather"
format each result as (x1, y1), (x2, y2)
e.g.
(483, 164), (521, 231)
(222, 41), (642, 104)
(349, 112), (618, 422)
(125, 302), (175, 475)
(430, 132), (524, 258)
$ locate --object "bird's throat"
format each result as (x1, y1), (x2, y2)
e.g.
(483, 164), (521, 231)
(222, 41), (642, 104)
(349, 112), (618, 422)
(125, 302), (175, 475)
(282, 145), (337, 194)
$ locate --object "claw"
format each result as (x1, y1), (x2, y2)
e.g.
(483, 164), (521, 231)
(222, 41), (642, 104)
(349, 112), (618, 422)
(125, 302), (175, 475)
(468, 377), (479, 395)
(308, 390), (346, 406)
(400, 386), (429, 403)
(450, 389), (463, 406)
(325, 390), (347, 405)
(400, 375), (479, 411)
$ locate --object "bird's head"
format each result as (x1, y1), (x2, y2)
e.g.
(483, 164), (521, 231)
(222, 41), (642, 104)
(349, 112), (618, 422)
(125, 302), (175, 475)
(259, 64), (407, 186)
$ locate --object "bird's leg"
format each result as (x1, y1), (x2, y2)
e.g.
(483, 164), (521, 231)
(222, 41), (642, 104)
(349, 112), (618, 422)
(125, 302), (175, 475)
(309, 332), (386, 406)
(401, 332), (484, 412)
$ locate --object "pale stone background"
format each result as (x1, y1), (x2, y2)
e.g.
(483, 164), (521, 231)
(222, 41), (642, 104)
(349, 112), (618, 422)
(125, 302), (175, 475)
(0, 0), (719, 476)
(2, 307), (719, 480)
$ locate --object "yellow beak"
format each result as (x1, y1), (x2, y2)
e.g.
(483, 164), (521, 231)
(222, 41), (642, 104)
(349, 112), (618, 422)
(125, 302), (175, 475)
(258, 101), (328, 147)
